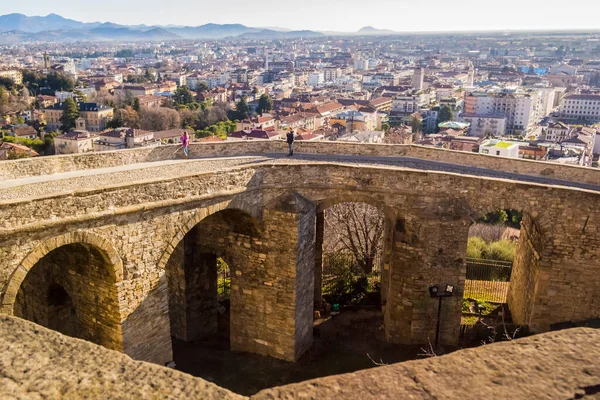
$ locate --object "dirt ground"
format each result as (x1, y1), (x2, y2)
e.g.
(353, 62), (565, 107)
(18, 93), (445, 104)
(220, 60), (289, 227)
(173, 307), (430, 396)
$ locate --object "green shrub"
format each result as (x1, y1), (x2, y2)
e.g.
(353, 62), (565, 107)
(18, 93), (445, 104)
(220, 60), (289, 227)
(467, 237), (486, 258)
(485, 239), (516, 262)
(467, 237), (516, 262)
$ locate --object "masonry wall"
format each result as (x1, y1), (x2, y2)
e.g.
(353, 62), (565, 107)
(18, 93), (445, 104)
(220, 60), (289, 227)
(3, 140), (600, 187)
(507, 213), (543, 327)
(384, 206), (470, 346)
(13, 243), (122, 351)
(2, 163), (600, 365)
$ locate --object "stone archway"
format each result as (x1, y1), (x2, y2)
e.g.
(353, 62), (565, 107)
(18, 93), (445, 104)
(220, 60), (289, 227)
(314, 194), (394, 309)
(163, 207), (262, 343)
(5, 231), (124, 351)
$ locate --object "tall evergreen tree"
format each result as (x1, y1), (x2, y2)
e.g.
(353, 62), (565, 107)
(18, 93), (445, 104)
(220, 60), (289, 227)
(437, 105), (454, 125)
(173, 85), (194, 106)
(133, 97), (141, 112)
(256, 93), (273, 115)
(60, 98), (79, 132)
(235, 97), (249, 120)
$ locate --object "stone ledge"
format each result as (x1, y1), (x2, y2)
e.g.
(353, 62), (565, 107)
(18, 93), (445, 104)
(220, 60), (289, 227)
(253, 328), (600, 400)
(1, 315), (599, 399)
(0, 315), (243, 400)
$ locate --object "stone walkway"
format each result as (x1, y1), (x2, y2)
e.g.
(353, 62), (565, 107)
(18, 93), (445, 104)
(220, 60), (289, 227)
(2, 152), (600, 202)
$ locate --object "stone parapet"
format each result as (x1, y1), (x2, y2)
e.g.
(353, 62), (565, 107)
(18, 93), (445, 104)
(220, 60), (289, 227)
(1, 315), (599, 400)
(2, 140), (600, 187)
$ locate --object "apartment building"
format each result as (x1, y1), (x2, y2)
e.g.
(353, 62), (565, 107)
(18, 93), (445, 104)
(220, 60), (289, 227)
(323, 67), (342, 82)
(0, 69), (23, 85)
(461, 113), (507, 137)
(558, 94), (600, 123)
(391, 92), (430, 114)
(463, 88), (547, 134)
(45, 102), (114, 132)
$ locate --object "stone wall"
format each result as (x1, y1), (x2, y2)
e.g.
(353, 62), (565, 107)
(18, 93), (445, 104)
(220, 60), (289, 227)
(384, 206), (470, 346)
(507, 213), (544, 327)
(3, 140), (600, 188)
(2, 315), (600, 400)
(14, 243), (122, 351)
(2, 163), (600, 364)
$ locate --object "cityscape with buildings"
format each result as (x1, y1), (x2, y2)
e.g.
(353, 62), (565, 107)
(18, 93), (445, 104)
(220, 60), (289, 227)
(2, 8), (600, 400)
(0, 15), (598, 167)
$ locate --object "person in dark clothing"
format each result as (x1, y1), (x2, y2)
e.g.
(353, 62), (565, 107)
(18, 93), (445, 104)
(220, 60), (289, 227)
(286, 130), (295, 156)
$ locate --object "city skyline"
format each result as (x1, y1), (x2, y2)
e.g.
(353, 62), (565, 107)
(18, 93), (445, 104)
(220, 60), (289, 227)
(0, 0), (599, 33)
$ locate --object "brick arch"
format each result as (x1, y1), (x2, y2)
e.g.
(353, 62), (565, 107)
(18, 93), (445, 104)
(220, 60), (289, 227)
(156, 201), (260, 272)
(2, 231), (124, 314)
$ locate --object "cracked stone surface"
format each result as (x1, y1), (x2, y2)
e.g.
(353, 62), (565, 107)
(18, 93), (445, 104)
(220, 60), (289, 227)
(1, 315), (599, 399)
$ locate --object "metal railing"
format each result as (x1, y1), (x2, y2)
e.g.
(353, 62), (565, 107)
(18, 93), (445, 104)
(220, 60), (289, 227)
(464, 257), (512, 303)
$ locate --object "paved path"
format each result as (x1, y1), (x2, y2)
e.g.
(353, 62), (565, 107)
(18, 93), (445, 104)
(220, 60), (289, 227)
(1, 152), (599, 202)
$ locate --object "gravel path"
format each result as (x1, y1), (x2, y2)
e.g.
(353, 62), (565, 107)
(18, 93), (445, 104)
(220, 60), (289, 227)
(1, 152), (599, 202)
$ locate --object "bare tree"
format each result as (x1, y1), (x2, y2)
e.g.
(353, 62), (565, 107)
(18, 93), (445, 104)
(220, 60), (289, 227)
(324, 202), (384, 274)
(468, 223), (506, 243)
(91, 88), (114, 106)
(384, 126), (414, 144)
(140, 107), (181, 131)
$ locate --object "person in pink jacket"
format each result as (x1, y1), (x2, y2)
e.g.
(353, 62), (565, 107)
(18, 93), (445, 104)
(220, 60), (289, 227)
(180, 131), (189, 159)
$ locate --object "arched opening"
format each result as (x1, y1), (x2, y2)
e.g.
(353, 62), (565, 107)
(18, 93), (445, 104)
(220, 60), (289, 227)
(46, 284), (77, 337)
(311, 200), (407, 376)
(13, 243), (122, 350)
(164, 208), (262, 373)
(318, 201), (385, 310)
(461, 208), (540, 345)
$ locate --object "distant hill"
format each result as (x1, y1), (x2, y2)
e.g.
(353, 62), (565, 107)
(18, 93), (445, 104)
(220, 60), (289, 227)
(0, 13), (357, 42)
(238, 29), (325, 39)
(166, 23), (260, 39)
(89, 26), (180, 41)
(0, 13), (101, 33)
(357, 26), (397, 35)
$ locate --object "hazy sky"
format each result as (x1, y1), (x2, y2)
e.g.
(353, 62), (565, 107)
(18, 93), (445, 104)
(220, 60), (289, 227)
(0, 0), (597, 32)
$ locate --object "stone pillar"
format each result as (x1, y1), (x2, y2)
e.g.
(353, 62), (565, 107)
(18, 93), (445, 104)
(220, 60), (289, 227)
(384, 208), (469, 347)
(121, 273), (173, 365)
(380, 216), (395, 306)
(230, 192), (316, 362)
(164, 229), (219, 342)
(314, 211), (324, 310)
(507, 213), (542, 328)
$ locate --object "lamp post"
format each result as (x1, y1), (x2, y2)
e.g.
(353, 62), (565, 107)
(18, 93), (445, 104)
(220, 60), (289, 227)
(429, 284), (455, 347)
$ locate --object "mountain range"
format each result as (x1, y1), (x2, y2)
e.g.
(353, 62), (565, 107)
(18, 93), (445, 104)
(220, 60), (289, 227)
(0, 13), (401, 43)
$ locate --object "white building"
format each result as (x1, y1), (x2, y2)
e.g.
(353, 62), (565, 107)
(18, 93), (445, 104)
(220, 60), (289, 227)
(308, 72), (325, 88)
(464, 88), (548, 134)
(479, 140), (520, 158)
(558, 94), (600, 123)
(461, 113), (506, 137)
(323, 67), (341, 82)
(392, 92), (430, 114)
(55, 88), (97, 102)
(542, 121), (572, 142)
